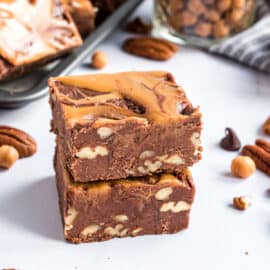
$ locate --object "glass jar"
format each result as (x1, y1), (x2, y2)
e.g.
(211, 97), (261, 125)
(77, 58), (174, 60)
(153, 0), (256, 47)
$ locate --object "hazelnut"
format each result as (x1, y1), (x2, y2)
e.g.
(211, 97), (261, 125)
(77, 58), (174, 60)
(0, 145), (19, 169)
(187, 0), (206, 16)
(232, 0), (246, 8)
(213, 20), (230, 38)
(226, 8), (245, 24)
(233, 195), (252, 210)
(91, 51), (108, 69)
(204, 9), (220, 22)
(194, 22), (213, 37)
(217, 0), (232, 12)
(178, 10), (198, 27)
(231, 156), (256, 179)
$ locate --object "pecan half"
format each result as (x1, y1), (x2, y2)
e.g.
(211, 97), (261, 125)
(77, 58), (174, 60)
(256, 139), (270, 153)
(123, 37), (179, 61)
(242, 139), (270, 176)
(0, 126), (37, 158)
(263, 116), (270, 135)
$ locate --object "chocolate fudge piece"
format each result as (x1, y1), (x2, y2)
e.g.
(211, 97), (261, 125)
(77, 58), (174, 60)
(49, 71), (202, 182)
(0, 0), (82, 81)
(63, 0), (96, 37)
(55, 144), (195, 243)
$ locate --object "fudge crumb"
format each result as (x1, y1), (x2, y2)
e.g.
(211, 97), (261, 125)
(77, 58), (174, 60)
(233, 195), (252, 210)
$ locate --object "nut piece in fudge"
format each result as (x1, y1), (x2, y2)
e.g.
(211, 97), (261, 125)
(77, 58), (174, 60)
(55, 145), (195, 244)
(0, 0), (82, 81)
(49, 71), (202, 182)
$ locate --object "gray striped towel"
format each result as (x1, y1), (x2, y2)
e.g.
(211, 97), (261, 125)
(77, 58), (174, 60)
(209, 0), (270, 73)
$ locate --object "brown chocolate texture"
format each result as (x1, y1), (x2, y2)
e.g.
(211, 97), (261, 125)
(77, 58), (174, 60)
(0, 0), (82, 81)
(63, 0), (96, 37)
(55, 145), (195, 244)
(49, 71), (202, 182)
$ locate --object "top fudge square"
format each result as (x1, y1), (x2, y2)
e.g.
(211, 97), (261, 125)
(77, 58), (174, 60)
(49, 71), (202, 182)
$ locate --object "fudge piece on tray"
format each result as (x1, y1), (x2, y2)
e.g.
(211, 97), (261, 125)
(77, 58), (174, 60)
(49, 71), (202, 182)
(0, 0), (82, 81)
(55, 145), (195, 243)
(63, 0), (96, 36)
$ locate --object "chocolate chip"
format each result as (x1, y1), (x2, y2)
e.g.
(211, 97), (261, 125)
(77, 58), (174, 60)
(220, 128), (241, 151)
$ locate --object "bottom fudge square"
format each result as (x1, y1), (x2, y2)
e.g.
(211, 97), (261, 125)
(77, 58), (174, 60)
(55, 146), (195, 244)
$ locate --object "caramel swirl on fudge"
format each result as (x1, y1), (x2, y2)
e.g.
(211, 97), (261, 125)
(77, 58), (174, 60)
(51, 71), (198, 126)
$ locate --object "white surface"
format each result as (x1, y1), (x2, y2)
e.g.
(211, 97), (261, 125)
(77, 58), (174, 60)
(1, 1), (270, 269)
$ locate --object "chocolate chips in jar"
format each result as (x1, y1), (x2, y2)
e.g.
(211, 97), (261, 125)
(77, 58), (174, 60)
(154, 0), (255, 43)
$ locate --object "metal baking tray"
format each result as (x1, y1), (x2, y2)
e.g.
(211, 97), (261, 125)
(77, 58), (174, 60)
(0, 0), (143, 109)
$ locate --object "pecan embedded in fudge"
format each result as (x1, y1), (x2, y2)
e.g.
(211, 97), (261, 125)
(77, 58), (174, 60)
(55, 145), (195, 244)
(0, 0), (82, 81)
(63, 0), (96, 37)
(49, 71), (202, 182)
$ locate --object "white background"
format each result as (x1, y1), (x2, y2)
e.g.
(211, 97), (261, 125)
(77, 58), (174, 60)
(1, 1), (270, 269)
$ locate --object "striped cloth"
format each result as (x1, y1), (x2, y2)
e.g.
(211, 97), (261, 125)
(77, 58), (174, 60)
(209, 0), (270, 73)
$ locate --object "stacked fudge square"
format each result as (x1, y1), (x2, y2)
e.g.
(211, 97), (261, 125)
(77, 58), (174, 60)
(49, 71), (202, 243)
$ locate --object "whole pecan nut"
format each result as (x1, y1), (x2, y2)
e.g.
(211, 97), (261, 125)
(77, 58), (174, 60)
(242, 139), (270, 176)
(0, 126), (37, 158)
(123, 37), (179, 61)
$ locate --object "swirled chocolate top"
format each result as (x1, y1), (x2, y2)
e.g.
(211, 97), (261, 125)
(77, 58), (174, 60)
(49, 71), (201, 128)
